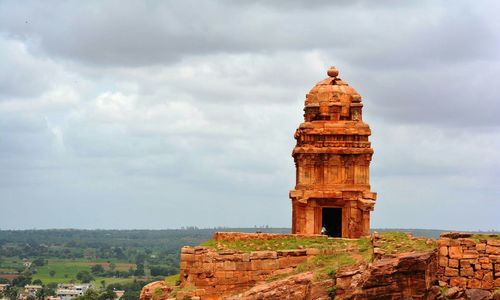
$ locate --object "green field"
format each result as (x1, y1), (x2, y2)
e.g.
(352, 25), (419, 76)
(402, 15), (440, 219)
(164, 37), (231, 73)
(30, 259), (136, 285)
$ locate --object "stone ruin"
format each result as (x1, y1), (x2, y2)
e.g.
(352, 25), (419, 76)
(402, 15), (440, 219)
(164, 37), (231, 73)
(290, 66), (376, 238)
(139, 67), (500, 300)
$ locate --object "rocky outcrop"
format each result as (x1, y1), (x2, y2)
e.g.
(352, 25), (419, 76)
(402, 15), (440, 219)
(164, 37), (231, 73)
(139, 281), (172, 300)
(227, 272), (333, 300)
(335, 251), (437, 299)
(427, 286), (498, 299)
(140, 233), (500, 300)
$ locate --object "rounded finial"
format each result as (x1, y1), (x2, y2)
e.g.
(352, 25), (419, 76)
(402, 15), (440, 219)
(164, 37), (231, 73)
(327, 66), (339, 78)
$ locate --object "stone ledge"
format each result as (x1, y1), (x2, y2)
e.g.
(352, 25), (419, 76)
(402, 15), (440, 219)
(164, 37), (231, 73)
(212, 231), (325, 241)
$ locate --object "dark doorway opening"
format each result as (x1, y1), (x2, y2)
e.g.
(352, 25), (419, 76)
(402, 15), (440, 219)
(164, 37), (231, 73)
(322, 208), (342, 237)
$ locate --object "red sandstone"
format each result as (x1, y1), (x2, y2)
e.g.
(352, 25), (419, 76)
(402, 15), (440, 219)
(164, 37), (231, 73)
(290, 66), (376, 238)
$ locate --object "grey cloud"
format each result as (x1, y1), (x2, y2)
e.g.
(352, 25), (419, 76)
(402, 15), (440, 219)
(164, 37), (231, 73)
(351, 61), (500, 127)
(0, 38), (52, 99)
(1, 1), (498, 68)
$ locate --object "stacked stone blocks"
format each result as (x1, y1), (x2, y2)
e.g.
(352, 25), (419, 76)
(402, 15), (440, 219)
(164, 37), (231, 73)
(179, 246), (320, 298)
(437, 233), (500, 290)
(178, 232), (360, 299)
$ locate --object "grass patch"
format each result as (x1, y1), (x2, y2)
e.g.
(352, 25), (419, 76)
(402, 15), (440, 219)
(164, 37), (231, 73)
(164, 274), (180, 286)
(327, 285), (336, 298)
(201, 236), (361, 253)
(376, 232), (435, 255)
(297, 237), (372, 282)
(170, 283), (196, 299)
(266, 273), (290, 282)
(470, 234), (500, 241)
(203, 236), (373, 283)
(31, 259), (94, 284)
(301, 253), (357, 281)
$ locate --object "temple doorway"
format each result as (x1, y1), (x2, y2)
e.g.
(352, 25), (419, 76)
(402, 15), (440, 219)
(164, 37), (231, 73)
(322, 208), (342, 237)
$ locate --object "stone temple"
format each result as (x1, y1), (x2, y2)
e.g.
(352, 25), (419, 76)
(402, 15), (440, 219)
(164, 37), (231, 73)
(289, 66), (376, 238)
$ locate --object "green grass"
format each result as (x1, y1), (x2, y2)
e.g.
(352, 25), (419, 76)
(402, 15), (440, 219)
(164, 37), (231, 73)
(214, 236), (375, 283)
(0, 257), (24, 270)
(298, 252), (361, 281)
(470, 234), (500, 241)
(202, 236), (374, 283)
(376, 232), (436, 255)
(164, 274), (180, 286)
(170, 283), (196, 299)
(32, 259), (90, 284)
(30, 259), (135, 285)
(94, 277), (135, 286)
(201, 236), (363, 253)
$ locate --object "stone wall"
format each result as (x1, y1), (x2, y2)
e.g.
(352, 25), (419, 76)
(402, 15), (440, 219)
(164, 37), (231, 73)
(437, 233), (500, 290)
(179, 246), (318, 299)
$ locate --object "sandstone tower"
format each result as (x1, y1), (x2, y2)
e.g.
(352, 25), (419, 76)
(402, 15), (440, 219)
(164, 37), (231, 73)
(289, 66), (376, 238)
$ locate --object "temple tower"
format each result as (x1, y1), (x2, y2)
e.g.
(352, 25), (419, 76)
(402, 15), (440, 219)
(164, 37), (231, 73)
(290, 66), (376, 238)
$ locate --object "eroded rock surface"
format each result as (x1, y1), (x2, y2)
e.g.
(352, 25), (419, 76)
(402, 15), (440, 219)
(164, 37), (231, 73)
(227, 272), (333, 300)
(335, 251), (437, 299)
(139, 280), (172, 300)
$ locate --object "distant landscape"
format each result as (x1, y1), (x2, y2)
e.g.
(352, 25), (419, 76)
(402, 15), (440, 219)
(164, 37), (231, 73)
(0, 228), (496, 299)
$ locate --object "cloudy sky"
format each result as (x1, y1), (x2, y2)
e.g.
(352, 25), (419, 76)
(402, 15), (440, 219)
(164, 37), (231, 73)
(0, 0), (499, 231)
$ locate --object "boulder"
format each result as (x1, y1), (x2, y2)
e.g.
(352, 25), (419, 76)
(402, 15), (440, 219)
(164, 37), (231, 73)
(139, 281), (172, 300)
(444, 286), (462, 299)
(464, 289), (491, 300)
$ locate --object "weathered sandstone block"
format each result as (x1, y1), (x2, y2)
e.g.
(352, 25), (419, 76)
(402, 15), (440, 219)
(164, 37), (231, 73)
(449, 246), (463, 259)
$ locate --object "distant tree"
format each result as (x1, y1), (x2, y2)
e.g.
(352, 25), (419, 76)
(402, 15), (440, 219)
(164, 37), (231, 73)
(113, 248), (127, 260)
(35, 287), (46, 300)
(47, 282), (58, 290)
(135, 254), (146, 265)
(150, 266), (176, 277)
(0, 277), (9, 284)
(97, 290), (116, 300)
(121, 290), (139, 300)
(91, 264), (105, 275)
(109, 263), (116, 271)
(12, 275), (31, 287)
(32, 258), (46, 267)
(134, 264), (145, 276)
(32, 279), (43, 285)
(76, 271), (93, 283)
(100, 280), (106, 289)
(49, 270), (56, 277)
(5, 286), (19, 300)
(36, 286), (55, 299)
